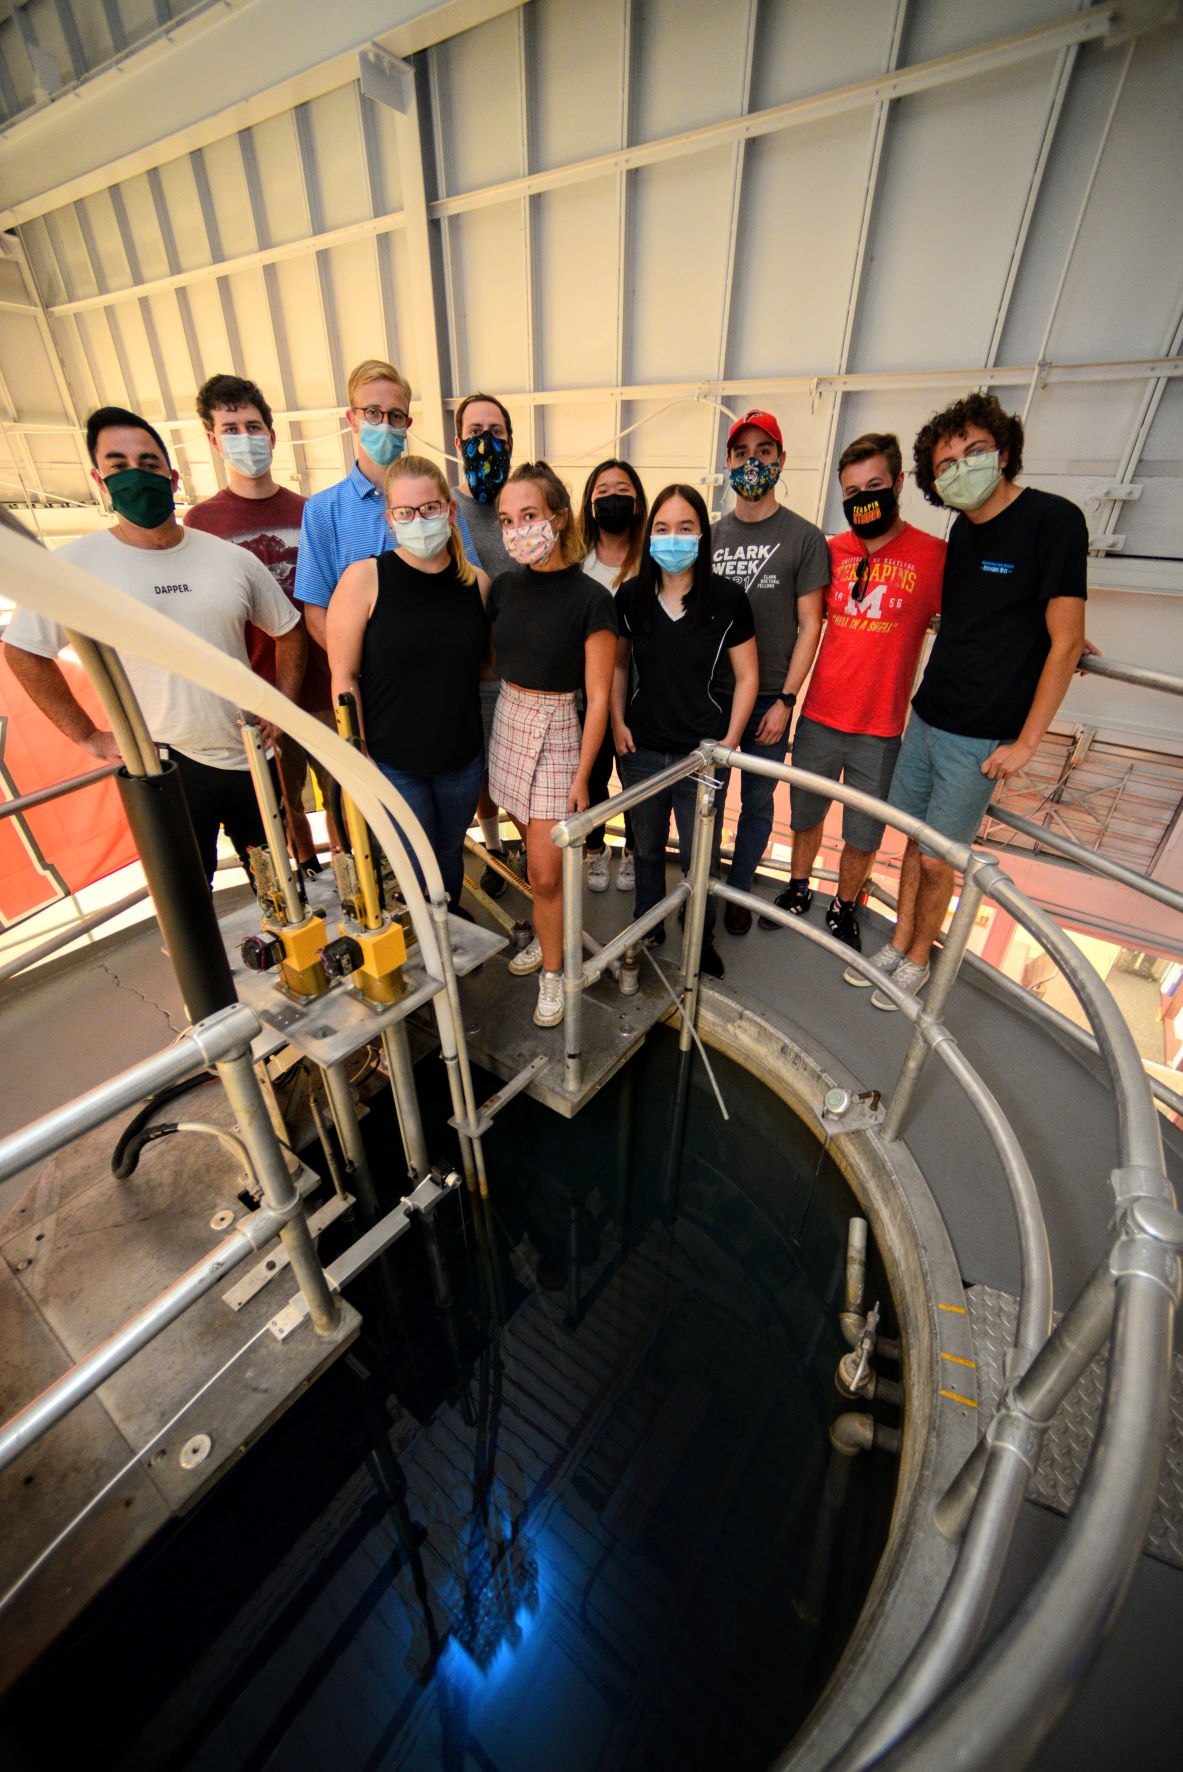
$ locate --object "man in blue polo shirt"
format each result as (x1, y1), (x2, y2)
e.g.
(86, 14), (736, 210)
(294, 357), (414, 652)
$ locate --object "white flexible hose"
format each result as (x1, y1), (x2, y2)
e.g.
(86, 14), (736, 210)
(0, 524), (447, 975)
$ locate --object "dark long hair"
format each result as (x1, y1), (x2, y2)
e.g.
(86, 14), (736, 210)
(579, 459), (648, 586)
(630, 483), (716, 633)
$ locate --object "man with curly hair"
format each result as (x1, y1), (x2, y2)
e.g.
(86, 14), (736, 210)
(847, 391), (1088, 1010)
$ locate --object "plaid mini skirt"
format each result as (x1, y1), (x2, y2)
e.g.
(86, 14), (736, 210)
(488, 683), (582, 825)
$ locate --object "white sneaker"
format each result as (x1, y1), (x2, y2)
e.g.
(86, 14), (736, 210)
(615, 851), (635, 892)
(586, 849), (610, 893)
(508, 935), (543, 976)
(534, 970), (564, 1026)
(845, 941), (905, 988)
(871, 958), (930, 1012)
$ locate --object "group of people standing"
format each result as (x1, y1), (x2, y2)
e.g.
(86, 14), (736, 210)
(2, 353), (1087, 1033)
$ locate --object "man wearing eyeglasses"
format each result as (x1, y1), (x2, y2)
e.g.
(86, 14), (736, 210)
(294, 358), (413, 654)
(851, 392), (1088, 1010)
(772, 431), (946, 951)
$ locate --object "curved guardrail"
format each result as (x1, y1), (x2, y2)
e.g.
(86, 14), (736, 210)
(553, 730), (1181, 1772)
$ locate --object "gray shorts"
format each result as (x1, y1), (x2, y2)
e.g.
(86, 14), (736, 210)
(789, 715), (902, 852)
(479, 678), (501, 755)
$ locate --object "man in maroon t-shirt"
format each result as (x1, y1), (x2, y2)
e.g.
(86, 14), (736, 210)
(185, 372), (337, 873)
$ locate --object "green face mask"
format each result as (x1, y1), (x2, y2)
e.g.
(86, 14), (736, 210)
(935, 449), (1001, 513)
(105, 467), (176, 530)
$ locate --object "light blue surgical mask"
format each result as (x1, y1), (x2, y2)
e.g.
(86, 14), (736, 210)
(359, 421), (406, 468)
(220, 432), (273, 479)
(935, 448), (1001, 512)
(650, 534), (700, 575)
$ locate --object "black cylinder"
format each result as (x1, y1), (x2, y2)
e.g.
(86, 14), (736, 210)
(117, 762), (237, 1024)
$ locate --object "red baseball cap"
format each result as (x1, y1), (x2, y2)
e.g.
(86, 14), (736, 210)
(727, 408), (783, 451)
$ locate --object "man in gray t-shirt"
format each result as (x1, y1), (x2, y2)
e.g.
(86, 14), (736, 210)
(710, 409), (828, 930)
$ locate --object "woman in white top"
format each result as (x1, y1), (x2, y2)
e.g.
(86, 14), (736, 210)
(577, 459), (648, 893)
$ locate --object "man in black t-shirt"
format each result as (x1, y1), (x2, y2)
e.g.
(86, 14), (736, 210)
(852, 392), (1088, 1010)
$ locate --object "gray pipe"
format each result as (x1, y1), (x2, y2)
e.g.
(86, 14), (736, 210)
(0, 1198), (288, 1474)
(987, 803), (1183, 916)
(0, 1002), (259, 1184)
(554, 745), (711, 847)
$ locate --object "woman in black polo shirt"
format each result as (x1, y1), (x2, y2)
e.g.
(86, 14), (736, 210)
(327, 454), (490, 910)
(488, 461), (617, 1028)
(613, 484), (759, 981)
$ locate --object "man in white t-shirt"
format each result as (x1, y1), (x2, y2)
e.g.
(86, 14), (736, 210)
(3, 405), (305, 885)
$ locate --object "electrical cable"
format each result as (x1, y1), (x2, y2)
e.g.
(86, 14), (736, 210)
(640, 945), (730, 1122)
(110, 1072), (214, 1178)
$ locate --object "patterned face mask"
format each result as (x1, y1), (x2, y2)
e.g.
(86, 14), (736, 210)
(729, 457), (780, 502)
(462, 430), (511, 504)
(502, 518), (557, 566)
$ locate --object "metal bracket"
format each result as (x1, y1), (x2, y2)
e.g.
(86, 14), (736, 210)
(222, 1192), (355, 1312)
(816, 1087), (885, 1136)
(1087, 532), (1126, 553)
(268, 1172), (460, 1341)
(449, 1056), (549, 1137)
(1109, 1164), (1175, 1210)
(1109, 1233), (1182, 1298)
(358, 44), (414, 114)
(1095, 481), (1142, 502)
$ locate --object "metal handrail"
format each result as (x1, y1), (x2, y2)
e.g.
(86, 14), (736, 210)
(986, 802), (1183, 917)
(554, 742), (1177, 1772)
(0, 760), (121, 820)
(1078, 653), (1183, 696)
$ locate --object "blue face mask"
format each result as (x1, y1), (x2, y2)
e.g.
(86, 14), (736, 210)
(359, 421), (406, 468)
(650, 534), (700, 575)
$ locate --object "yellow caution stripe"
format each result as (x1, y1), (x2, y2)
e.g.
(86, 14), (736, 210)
(940, 1351), (977, 1369)
(938, 1302), (967, 1314)
(940, 1387), (978, 1408)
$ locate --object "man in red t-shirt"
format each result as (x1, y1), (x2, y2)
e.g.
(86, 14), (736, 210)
(185, 372), (337, 874)
(763, 431), (945, 951)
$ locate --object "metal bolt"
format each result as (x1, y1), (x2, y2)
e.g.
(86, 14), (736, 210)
(823, 1088), (851, 1119)
(210, 1208), (235, 1232)
(15, 1258), (32, 1272)
(179, 1433), (212, 1470)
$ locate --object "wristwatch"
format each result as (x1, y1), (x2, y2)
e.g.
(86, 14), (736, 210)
(775, 691), (797, 708)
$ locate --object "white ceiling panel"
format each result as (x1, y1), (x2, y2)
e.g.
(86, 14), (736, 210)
(535, 178), (620, 391)
(751, 0), (902, 109)
(447, 205), (531, 396)
(625, 149), (736, 384)
(530, 0), (628, 172)
(432, 11), (525, 196)
(631, 0), (751, 142)
(850, 55), (1066, 373)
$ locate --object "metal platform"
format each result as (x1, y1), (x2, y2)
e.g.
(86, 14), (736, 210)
(0, 1077), (359, 1687)
(454, 944), (677, 1117)
(967, 1284), (1183, 1572)
(217, 875), (505, 1069)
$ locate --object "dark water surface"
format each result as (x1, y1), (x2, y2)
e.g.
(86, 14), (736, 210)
(1, 1026), (897, 1771)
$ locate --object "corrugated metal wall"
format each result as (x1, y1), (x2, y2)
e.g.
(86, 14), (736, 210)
(0, 0), (1180, 578)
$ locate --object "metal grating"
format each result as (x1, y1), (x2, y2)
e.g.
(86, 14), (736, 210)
(967, 1283), (1183, 1572)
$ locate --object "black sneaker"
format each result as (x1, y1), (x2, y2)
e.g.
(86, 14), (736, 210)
(724, 901), (752, 936)
(699, 942), (725, 979)
(645, 923), (666, 949)
(825, 896), (861, 951)
(759, 881), (812, 927)
(480, 857), (508, 899)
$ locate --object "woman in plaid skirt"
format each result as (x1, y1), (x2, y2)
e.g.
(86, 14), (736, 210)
(486, 462), (617, 1027)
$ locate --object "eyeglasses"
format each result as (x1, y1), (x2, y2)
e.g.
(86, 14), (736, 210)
(354, 405), (409, 428)
(850, 556), (871, 604)
(389, 499), (447, 522)
(934, 441), (994, 477)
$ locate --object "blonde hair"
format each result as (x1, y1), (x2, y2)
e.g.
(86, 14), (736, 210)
(347, 357), (412, 411)
(384, 453), (476, 586)
(500, 459), (585, 566)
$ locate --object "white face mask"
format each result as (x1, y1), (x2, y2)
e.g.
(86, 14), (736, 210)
(393, 512), (452, 559)
(219, 432), (273, 479)
(935, 449), (1002, 512)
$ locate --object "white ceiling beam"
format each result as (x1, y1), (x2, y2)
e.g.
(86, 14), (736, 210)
(812, 0), (911, 527)
(0, 0), (530, 228)
(429, 7), (1129, 221)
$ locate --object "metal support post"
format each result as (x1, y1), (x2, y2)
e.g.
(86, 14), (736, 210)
(321, 1059), (379, 1216)
(562, 840), (586, 1095)
(661, 773), (717, 1219)
(380, 1020), (429, 1180)
(241, 719), (303, 924)
(882, 872), (985, 1142)
(214, 1046), (339, 1336)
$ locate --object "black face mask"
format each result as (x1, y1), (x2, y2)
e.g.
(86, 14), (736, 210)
(592, 493), (635, 535)
(842, 484), (898, 539)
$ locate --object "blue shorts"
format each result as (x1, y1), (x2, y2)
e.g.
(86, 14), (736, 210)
(887, 711), (999, 853)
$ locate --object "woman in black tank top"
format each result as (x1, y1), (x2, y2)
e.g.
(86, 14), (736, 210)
(327, 455), (491, 908)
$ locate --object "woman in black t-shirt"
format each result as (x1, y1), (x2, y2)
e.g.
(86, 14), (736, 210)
(613, 484), (758, 980)
(327, 454), (490, 909)
(487, 461), (617, 1028)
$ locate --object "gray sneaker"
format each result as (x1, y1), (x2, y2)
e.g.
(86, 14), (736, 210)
(845, 941), (904, 988)
(871, 957), (930, 1012)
